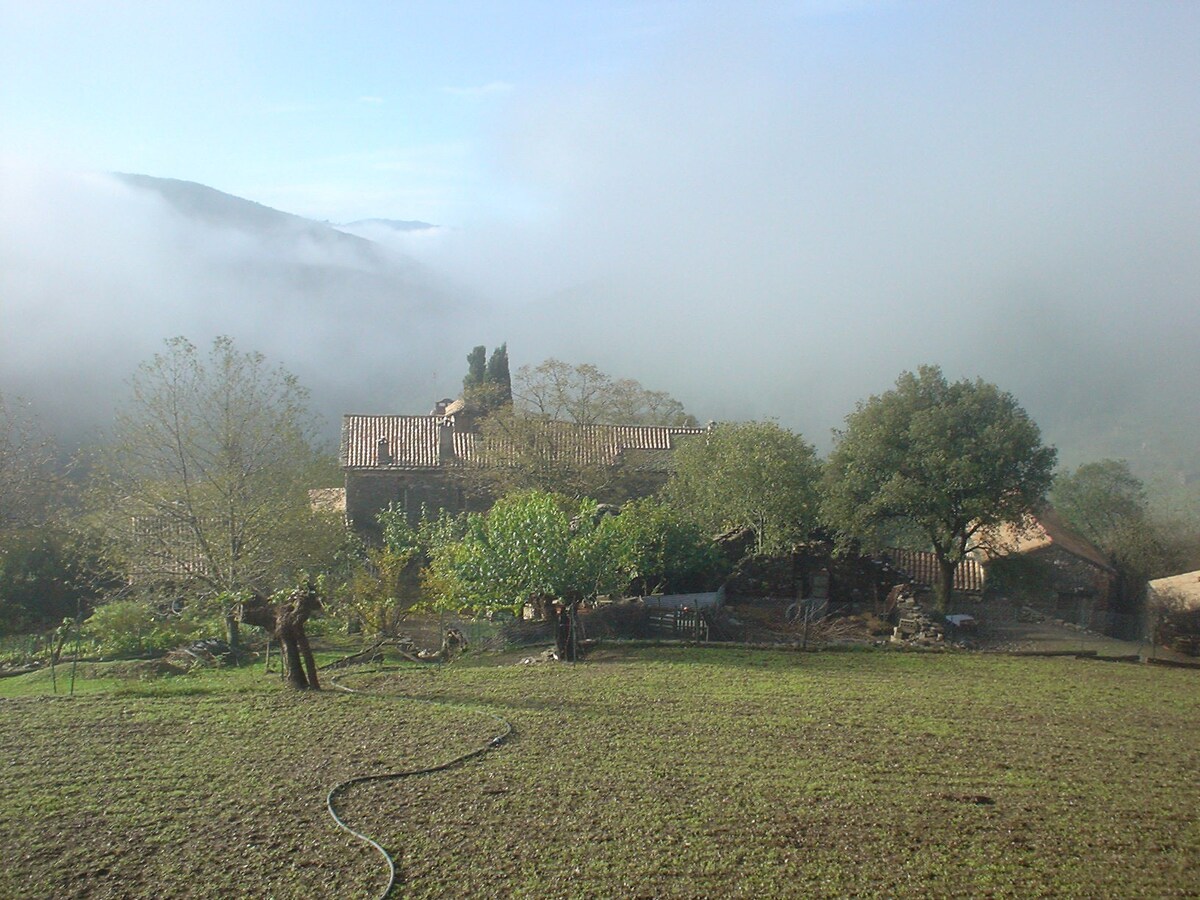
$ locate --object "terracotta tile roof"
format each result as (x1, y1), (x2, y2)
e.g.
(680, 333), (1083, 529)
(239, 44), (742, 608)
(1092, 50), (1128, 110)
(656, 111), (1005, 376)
(341, 415), (704, 471)
(884, 548), (986, 593)
(468, 422), (702, 469)
(129, 516), (212, 582)
(981, 507), (1116, 574)
(1148, 570), (1200, 610)
(341, 415), (445, 468)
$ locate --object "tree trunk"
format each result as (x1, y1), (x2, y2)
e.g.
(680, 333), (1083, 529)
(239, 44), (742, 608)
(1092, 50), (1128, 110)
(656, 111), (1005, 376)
(555, 603), (578, 661)
(297, 630), (320, 690)
(238, 582), (323, 690)
(935, 556), (956, 613)
(531, 593), (555, 622)
(224, 611), (241, 651)
(280, 628), (308, 689)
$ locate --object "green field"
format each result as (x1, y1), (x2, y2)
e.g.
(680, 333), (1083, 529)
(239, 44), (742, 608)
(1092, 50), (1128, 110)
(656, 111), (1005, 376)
(1, 648), (1198, 898)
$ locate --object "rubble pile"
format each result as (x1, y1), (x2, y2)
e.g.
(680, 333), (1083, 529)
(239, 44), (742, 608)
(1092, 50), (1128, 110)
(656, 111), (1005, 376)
(887, 585), (946, 645)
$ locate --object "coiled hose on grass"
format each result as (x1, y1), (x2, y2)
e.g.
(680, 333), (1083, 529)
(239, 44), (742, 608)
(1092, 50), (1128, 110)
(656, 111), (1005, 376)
(325, 669), (513, 899)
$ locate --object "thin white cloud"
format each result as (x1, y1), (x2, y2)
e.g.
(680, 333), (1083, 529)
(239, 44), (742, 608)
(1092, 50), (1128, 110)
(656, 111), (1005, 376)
(357, 96), (385, 105)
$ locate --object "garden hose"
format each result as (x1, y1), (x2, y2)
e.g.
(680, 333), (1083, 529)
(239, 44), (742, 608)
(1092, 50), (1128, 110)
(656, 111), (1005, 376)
(325, 669), (513, 899)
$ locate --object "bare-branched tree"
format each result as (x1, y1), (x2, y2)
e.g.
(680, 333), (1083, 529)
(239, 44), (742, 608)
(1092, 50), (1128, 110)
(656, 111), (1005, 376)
(0, 392), (58, 530)
(92, 337), (343, 646)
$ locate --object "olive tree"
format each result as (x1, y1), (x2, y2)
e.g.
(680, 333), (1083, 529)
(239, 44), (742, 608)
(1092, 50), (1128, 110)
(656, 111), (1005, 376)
(823, 365), (1056, 609)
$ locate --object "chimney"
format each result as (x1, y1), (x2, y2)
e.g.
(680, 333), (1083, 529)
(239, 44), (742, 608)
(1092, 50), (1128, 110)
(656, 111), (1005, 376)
(438, 418), (456, 462)
(376, 437), (392, 466)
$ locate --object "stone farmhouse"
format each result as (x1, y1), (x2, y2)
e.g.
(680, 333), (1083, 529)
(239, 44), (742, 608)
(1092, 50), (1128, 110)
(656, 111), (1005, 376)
(340, 406), (707, 536)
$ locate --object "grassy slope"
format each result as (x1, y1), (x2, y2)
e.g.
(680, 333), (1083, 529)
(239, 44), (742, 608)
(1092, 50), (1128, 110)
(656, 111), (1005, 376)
(1, 649), (1197, 898)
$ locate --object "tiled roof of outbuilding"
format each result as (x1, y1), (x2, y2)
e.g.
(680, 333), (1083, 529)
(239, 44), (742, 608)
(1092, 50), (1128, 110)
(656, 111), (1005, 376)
(885, 548), (986, 593)
(1148, 570), (1200, 610)
(980, 507), (1116, 573)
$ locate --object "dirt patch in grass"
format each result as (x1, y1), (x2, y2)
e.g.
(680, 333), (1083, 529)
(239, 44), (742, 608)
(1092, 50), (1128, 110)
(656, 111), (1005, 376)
(2, 649), (1198, 898)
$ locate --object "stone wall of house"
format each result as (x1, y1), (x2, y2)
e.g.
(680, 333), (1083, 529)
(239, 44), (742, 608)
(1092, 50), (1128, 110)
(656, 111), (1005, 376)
(986, 546), (1115, 631)
(345, 470), (471, 536)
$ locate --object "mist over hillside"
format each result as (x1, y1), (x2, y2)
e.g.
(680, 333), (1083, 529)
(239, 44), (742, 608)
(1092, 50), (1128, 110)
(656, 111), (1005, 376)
(1, 166), (1197, 517)
(0, 168), (470, 445)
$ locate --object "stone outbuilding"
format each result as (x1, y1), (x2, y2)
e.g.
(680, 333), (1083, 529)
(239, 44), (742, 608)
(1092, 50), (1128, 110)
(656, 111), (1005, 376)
(979, 507), (1119, 632)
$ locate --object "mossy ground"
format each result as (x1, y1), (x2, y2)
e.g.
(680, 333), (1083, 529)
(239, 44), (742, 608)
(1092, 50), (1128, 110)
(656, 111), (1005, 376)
(1, 647), (1197, 898)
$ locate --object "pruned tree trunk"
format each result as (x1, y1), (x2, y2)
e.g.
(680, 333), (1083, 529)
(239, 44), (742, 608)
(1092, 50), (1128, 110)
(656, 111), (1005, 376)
(239, 581), (323, 690)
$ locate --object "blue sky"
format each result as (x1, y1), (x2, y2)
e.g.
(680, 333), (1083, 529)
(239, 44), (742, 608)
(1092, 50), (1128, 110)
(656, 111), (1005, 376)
(2, 1), (1199, 467)
(1, 1), (709, 222)
(4, 2), (1197, 227)
(0, 1), (1025, 225)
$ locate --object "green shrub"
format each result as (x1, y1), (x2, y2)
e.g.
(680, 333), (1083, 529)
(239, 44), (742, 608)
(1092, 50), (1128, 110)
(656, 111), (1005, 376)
(84, 600), (201, 658)
(0, 528), (122, 634)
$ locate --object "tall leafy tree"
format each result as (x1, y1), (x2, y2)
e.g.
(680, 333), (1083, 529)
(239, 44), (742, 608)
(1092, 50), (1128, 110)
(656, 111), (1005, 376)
(485, 344), (512, 406)
(823, 365), (1056, 609)
(1052, 460), (1148, 548)
(463, 345), (488, 393)
(0, 528), (121, 633)
(92, 336), (344, 645)
(665, 421), (822, 555)
(603, 497), (724, 595)
(462, 343), (512, 413)
(1052, 459), (1188, 590)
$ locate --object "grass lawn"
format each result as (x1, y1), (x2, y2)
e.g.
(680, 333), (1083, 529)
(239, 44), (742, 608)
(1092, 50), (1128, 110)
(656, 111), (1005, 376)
(1, 647), (1198, 898)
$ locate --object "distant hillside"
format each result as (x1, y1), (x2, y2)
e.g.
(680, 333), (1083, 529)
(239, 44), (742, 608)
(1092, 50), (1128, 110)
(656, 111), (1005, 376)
(339, 218), (436, 232)
(0, 172), (472, 447)
(115, 173), (382, 257)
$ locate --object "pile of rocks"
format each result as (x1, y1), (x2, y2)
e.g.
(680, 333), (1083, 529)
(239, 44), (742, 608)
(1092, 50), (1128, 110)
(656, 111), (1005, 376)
(888, 587), (945, 645)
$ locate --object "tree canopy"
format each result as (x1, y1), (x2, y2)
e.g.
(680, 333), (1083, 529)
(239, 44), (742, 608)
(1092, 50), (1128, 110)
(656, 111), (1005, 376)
(92, 337), (345, 639)
(665, 420), (822, 555)
(823, 365), (1056, 609)
(1052, 459), (1187, 582)
(422, 490), (622, 617)
(420, 490), (721, 618)
(462, 344), (512, 413)
(513, 358), (695, 426)
(1051, 460), (1148, 550)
